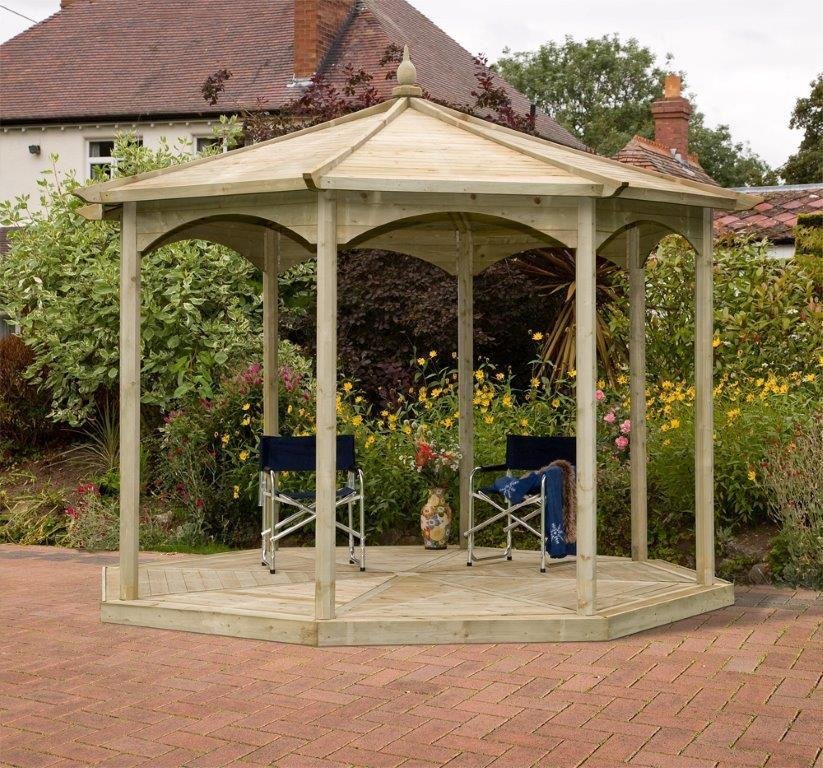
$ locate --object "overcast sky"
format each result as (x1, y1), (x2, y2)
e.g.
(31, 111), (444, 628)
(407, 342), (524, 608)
(2, 0), (820, 170)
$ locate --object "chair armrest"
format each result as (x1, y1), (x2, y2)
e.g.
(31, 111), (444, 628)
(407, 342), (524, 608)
(470, 464), (508, 488)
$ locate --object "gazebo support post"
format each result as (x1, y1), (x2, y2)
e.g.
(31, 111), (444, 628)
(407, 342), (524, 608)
(263, 231), (280, 436)
(628, 227), (648, 561)
(119, 201), (141, 601)
(576, 198), (598, 616)
(457, 230), (475, 548)
(315, 191), (338, 620)
(263, 231), (280, 552)
(695, 208), (715, 585)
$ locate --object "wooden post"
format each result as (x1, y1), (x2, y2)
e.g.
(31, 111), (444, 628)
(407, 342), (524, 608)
(457, 230), (474, 548)
(575, 198), (598, 616)
(695, 208), (715, 586)
(315, 191), (338, 619)
(263, 231), (279, 436)
(119, 202), (141, 601)
(628, 227), (648, 561)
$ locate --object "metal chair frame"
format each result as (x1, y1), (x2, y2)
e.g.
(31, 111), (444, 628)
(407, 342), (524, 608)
(258, 436), (366, 575)
(464, 436), (575, 573)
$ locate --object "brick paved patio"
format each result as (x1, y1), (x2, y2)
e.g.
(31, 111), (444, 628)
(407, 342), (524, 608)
(1, 545), (820, 768)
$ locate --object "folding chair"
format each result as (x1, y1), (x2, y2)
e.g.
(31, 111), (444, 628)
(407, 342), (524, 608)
(259, 435), (366, 574)
(465, 435), (576, 573)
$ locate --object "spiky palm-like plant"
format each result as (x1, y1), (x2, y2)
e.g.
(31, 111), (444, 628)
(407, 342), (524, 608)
(518, 249), (625, 382)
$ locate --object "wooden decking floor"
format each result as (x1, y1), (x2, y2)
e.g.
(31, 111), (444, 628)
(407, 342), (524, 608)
(102, 547), (734, 646)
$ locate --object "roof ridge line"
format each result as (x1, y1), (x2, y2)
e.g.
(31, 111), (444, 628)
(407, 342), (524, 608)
(305, 97), (409, 189)
(77, 99), (397, 204)
(409, 99), (616, 192)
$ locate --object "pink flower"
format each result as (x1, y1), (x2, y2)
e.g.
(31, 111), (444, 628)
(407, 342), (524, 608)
(603, 411), (616, 424)
(595, 389), (605, 402)
(65, 506), (78, 519)
(615, 436), (629, 451)
(620, 419), (632, 435)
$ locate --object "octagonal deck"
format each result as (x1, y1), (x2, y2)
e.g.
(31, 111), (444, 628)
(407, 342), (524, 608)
(101, 547), (734, 646)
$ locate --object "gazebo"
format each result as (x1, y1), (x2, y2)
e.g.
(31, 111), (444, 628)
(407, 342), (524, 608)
(78, 52), (755, 646)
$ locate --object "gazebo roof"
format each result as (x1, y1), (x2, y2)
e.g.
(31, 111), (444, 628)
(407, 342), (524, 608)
(78, 95), (754, 212)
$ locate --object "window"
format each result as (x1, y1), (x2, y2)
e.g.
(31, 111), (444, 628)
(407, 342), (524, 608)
(86, 138), (142, 179)
(195, 136), (225, 154)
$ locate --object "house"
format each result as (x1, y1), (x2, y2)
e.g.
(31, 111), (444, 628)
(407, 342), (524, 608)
(714, 184), (823, 258)
(615, 74), (716, 185)
(0, 0), (584, 222)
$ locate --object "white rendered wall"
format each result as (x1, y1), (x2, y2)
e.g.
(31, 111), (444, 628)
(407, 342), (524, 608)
(0, 120), (217, 213)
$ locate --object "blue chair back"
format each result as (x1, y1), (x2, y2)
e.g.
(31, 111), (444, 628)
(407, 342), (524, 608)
(505, 435), (576, 471)
(259, 435), (357, 473)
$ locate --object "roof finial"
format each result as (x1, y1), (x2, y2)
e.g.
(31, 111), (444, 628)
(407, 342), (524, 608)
(392, 45), (423, 98)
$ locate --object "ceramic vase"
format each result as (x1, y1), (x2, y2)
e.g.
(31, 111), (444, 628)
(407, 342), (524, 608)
(420, 487), (452, 549)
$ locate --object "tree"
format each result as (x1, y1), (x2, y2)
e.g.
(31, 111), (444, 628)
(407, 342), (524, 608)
(688, 113), (778, 187)
(783, 74), (823, 184)
(496, 35), (668, 158)
(495, 35), (776, 186)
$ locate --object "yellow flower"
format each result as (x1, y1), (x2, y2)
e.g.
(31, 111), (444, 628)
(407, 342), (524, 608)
(617, 374), (628, 385)
(342, 381), (353, 393)
(670, 419), (680, 430)
(568, 369), (577, 379)
(402, 424), (412, 435)
(552, 398), (560, 408)
(803, 373), (816, 383)
(429, 350), (437, 358)
(241, 416), (251, 427)
(532, 331), (544, 341)
(351, 415), (363, 427)
(597, 379), (605, 389)
(748, 470), (756, 482)
(365, 435), (375, 448)
(417, 357), (426, 366)
(288, 404), (293, 414)
(502, 394), (513, 408)
(520, 418), (529, 428)
(663, 438), (671, 446)
(726, 408), (741, 421)
(242, 403), (251, 411)
(221, 434), (230, 446)
(712, 337), (721, 348)
(442, 418), (454, 428)
(484, 415), (494, 424)
(474, 370), (485, 382)
(355, 396), (363, 404)
(233, 485), (240, 499)
(495, 372), (505, 381)
(239, 450), (250, 462)
(530, 377), (540, 389)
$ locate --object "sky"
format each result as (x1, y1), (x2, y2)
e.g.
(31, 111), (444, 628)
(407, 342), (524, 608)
(1, 0), (820, 170)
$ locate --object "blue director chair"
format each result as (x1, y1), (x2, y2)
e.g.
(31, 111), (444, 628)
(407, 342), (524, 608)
(259, 435), (366, 575)
(465, 435), (576, 572)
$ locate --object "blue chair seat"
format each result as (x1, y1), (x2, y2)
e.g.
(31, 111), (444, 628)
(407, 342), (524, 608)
(280, 487), (356, 502)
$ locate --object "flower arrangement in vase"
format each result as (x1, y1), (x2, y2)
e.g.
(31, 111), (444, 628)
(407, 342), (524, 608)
(406, 436), (461, 549)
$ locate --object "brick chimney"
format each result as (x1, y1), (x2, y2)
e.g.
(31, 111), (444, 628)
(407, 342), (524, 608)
(293, 0), (356, 83)
(651, 74), (692, 159)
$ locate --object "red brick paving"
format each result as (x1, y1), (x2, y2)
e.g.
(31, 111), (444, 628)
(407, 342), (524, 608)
(0, 546), (820, 768)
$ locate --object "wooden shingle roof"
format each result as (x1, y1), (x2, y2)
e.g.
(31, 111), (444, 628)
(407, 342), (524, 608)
(77, 95), (755, 211)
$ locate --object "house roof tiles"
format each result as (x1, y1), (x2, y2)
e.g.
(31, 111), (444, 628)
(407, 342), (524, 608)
(714, 184), (823, 242)
(615, 135), (716, 185)
(0, 0), (586, 149)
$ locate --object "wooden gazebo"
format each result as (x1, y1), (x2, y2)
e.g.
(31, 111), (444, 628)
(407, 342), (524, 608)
(78, 52), (755, 645)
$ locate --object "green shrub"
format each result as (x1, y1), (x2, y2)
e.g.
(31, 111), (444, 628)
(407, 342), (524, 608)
(763, 417), (822, 588)
(0, 139), (263, 426)
(0, 471), (69, 545)
(642, 235), (822, 381)
(0, 336), (53, 456)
